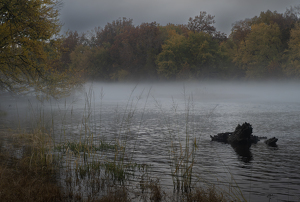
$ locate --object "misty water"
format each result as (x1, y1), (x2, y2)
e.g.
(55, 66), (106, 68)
(1, 81), (300, 202)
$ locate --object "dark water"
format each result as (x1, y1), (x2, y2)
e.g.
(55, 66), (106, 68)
(1, 81), (300, 201)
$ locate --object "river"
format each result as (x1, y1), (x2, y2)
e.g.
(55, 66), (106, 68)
(1, 81), (300, 201)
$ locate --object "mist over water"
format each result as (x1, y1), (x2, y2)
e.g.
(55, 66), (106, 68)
(1, 81), (300, 201)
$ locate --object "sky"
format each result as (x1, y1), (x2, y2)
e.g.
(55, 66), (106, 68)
(59, 0), (299, 36)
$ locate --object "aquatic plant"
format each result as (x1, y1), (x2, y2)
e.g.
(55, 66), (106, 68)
(55, 140), (117, 155)
(0, 84), (247, 201)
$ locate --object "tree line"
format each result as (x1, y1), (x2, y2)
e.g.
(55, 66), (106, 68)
(60, 7), (300, 81)
(1, 1), (300, 97)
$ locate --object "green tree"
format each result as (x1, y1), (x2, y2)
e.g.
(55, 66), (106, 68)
(284, 23), (300, 77)
(72, 45), (114, 80)
(252, 9), (299, 50)
(69, 45), (91, 77)
(0, 0), (79, 97)
(89, 47), (112, 80)
(216, 39), (245, 78)
(156, 31), (189, 79)
(156, 31), (222, 79)
(187, 32), (222, 78)
(234, 23), (283, 78)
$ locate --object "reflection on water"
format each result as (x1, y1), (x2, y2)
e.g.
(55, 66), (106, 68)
(1, 81), (300, 202)
(232, 144), (253, 163)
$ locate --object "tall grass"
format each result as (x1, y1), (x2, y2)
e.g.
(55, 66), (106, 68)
(0, 129), (64, 201)
(0, 84), (241, 201)
(153, 88), (198, 193)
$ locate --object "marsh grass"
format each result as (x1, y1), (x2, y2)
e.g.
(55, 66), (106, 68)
(153, 88), (198, 193)
(0, 84), (242, 201)
(0, 130), (65, 202)
(10, 128), (58, 173)
(184, 186), (229, 202)
(55, 140), (117, 155)
(0, 163), (64, 202)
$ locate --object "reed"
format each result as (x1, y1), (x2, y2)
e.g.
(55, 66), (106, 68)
(51, 84), (156, 198)
(10, 128), (59, 173)
(154, 88), (198, 193)
(0, 84), (243, 201)
(0, 129), (64, 201)
(55, 140), (117, 155)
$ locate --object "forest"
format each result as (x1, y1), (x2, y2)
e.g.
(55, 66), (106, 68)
(58, 7), (300, 81)
(1, 1), (300, 95)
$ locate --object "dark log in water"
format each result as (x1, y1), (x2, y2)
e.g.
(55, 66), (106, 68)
(210, 123), (278, 162)
(227, 122), (253, 145)
(210, 122), (271, 145)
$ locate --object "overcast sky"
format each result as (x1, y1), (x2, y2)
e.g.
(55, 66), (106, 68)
(59, 0), (299, 35)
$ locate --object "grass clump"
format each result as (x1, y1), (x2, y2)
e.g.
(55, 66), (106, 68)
(0, 128), (234, 202)
(0, 130), (65, 202)
(10, 128), (59, 173)
(0, 159), (64, 202)
(96, 187), (130, 202)
(55, 140), (117, 155)
(184, 186), (229, 202)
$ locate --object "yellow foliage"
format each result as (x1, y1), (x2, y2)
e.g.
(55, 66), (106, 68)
(0, 0), (82, 98)
(233, 23), (282, 78)
(284, 23), (300, 77)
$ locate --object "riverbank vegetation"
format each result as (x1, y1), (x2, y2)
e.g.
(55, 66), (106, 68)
(1, 1), (299, 201)
(0, 93), (235, 201)
(1, 1), (300, 97)
(0, 0), (83, 98)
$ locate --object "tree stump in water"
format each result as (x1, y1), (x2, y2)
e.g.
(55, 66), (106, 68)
(210, 122), (277, 147)
(227, 122), (253, 146)
(210, 132), (232, 143)
(210, 123), (278, 162)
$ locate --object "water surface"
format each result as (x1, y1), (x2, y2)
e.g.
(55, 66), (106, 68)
(1, 81), (300, 201)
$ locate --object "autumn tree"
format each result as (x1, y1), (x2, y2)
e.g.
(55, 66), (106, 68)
(156, 31), (223, 79)
(85, 20), (164, 81)
(159, 23), (190, 38)
(229, 6), (300, 79)
(187, 11), (216, 35)
(252, 9), (299, 49)
(92, 17), (134, 47)
(234, 23), (283, 78)
(114, 22), (163, 79)
(230, 19), (252, 45)
(60, 30), (87, 69)
(0, 0), (80, 97)
(187, 11), (227, 42)
(187, 31), (222, 78)
(231, 7), (299, 48)
(284, 23), (300, 77)
(156, 31), (188, 79)
(136, 22), (164, 78)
